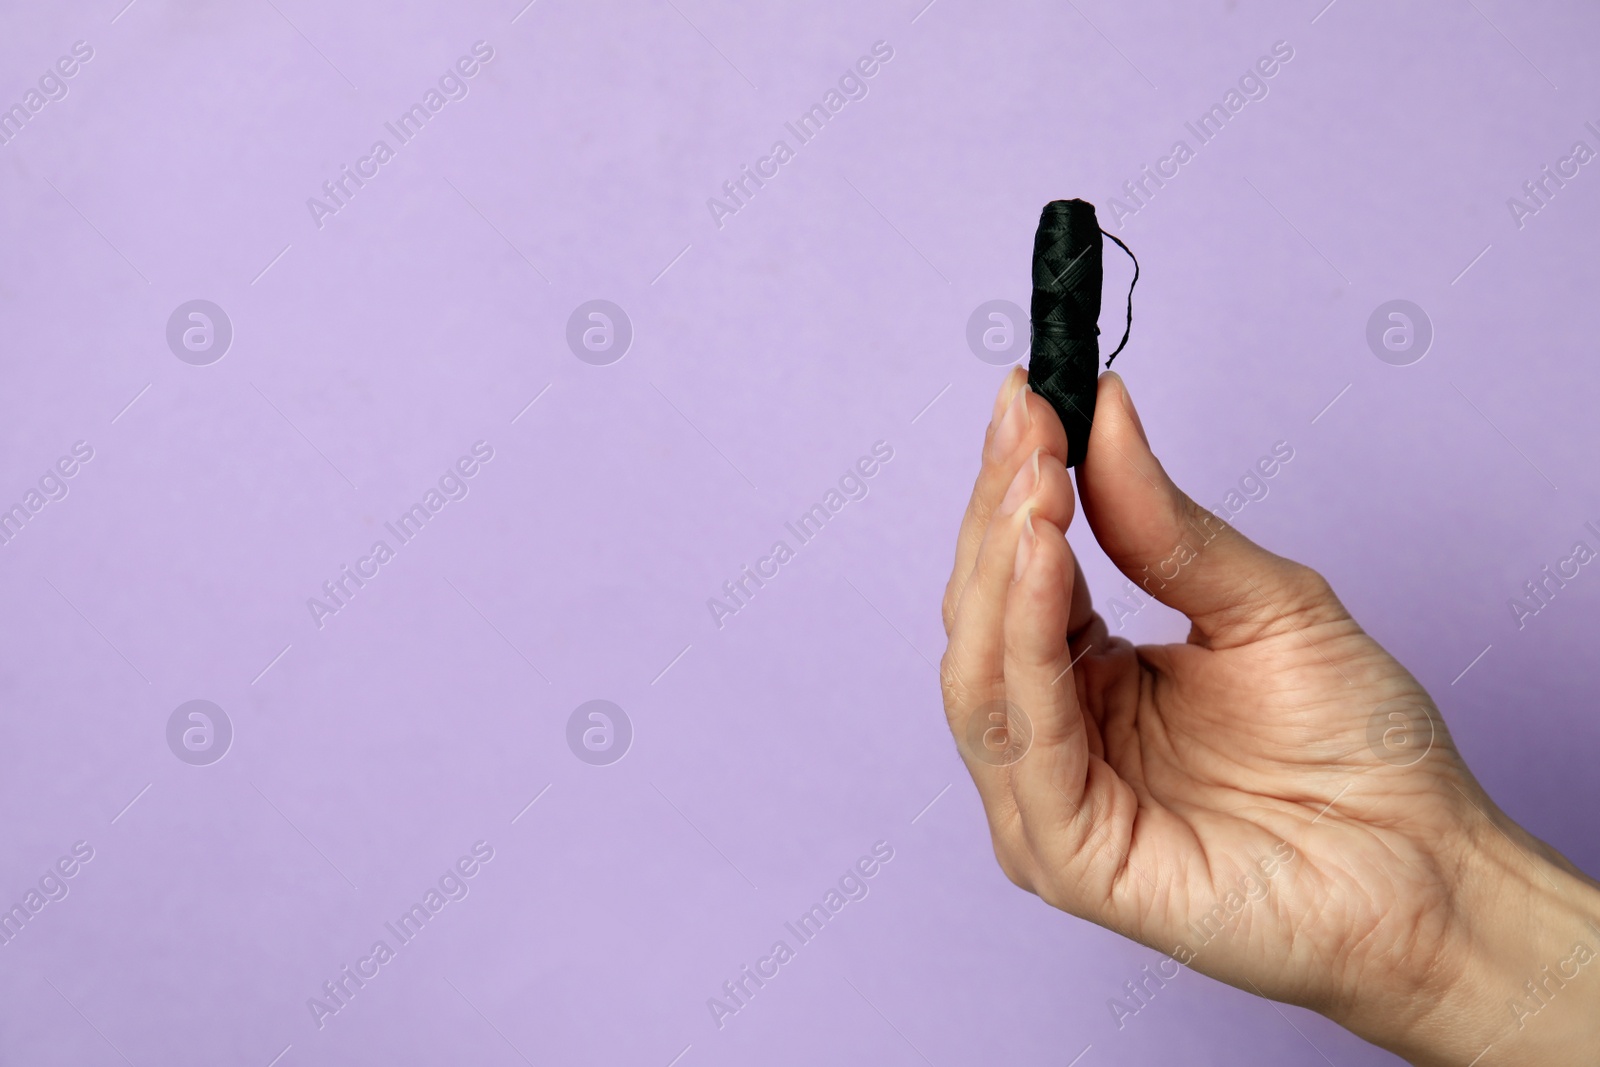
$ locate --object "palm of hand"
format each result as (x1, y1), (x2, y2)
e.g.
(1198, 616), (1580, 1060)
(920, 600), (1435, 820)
(1059, 615), (1470, 1017)
(942, 370), (1482, 1032)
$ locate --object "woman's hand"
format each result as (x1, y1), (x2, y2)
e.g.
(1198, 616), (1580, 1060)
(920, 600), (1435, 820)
(940, 368), (1600, 1065)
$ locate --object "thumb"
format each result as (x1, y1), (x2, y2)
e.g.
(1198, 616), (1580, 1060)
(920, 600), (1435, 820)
(1076, 372), (1343, 648)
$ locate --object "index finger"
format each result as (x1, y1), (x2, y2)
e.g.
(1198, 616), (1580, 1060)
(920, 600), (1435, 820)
(942, 369), (1071, 634)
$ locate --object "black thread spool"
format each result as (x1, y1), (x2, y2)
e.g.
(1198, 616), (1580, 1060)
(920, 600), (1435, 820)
(1027, 199), (1136, 467)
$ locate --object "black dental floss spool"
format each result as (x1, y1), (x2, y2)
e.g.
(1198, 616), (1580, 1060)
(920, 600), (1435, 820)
(1026, 199), (1138, 467)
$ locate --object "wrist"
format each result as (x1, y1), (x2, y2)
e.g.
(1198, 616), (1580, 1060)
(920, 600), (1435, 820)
(1378, 803), (1600, 1065)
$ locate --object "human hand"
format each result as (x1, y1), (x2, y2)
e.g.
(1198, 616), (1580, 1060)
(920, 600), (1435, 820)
(939, 368), (1600, 1064)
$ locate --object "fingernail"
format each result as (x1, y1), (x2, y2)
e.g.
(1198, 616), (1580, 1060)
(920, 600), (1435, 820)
(989, 383), (1031, 461)
(1013, 510), (1036, 583)
(998, 447), (1041, 516)
(1110, 372), (1149, 447)
(990, 366), (1025, 429)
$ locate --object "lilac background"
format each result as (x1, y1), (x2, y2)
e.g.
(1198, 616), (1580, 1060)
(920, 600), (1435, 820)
(3, 0), (1598, 1063)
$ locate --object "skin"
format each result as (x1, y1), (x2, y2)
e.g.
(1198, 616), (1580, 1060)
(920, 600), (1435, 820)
(940, 367), (1600, 1064)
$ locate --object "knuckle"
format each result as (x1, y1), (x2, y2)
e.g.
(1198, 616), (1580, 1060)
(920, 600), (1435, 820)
(1267, 562), (1352, 635)
(992, 840), (1035, 894)
(1179, 493), (1226, 538)
(938, 650), (977, 711)
(939, 655), (991, 725)
(1284, 562), (1336, 609)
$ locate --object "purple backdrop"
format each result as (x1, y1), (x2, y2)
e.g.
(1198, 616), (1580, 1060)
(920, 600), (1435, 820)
(3, 0), (1598, 1064)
